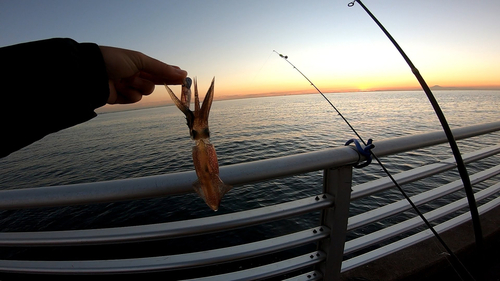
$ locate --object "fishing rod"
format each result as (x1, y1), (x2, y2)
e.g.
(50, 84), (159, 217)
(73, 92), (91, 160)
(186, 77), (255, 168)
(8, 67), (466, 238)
(275, 0), (483, 278)
(272, 50), (364, 142)
(349, 0), (484, 260)
(346, 0), (483, 243)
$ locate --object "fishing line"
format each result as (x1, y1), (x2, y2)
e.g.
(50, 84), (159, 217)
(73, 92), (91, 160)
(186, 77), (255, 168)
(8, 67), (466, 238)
(274, 19), (475, 281)
(251, 51), (274, 84)
(274, 51), (474, 281)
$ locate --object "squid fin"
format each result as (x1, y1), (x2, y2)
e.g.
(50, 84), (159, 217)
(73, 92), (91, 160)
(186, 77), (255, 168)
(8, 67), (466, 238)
(215, 175), (232, 196)
(192, 176), (232, 211)
(192, 180), (205, 200)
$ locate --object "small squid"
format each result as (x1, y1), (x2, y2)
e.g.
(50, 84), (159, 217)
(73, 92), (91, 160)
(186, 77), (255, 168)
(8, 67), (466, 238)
(166, 77), (231, 211)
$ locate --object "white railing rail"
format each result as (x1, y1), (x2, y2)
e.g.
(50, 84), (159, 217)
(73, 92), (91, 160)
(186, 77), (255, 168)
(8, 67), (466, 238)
(1, 121), (498, 210)
(0, 121), (499, 280)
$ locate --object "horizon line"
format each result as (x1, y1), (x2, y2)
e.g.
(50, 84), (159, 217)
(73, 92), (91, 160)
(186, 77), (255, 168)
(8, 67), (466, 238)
(96, 85), (500, 114)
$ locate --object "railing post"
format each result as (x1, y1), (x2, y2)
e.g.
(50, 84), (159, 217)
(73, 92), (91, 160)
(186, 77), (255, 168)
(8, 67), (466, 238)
(317, 165), (353, 280)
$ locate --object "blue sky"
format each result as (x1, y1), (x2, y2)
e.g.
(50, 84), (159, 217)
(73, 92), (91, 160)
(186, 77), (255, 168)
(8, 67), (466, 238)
(1, 0), (499, 106)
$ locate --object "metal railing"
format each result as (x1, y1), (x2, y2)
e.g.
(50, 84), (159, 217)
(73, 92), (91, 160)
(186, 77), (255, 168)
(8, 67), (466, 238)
(0, 121), (499, 280)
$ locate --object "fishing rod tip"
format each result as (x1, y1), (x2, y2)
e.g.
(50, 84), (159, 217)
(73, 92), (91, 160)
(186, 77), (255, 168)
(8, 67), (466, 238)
(273, 50), (288, 59)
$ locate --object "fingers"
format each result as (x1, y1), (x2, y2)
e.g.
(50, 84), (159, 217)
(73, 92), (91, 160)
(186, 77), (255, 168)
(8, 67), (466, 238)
(126, 74), (155, 95)
(113, 83), (143, 104)
(107, 75), (156, 104)
(136, 54), (187, 85)
(99, 45), (187, 85)
(139, 66), (186, 85)
(99, 45), (188, 105)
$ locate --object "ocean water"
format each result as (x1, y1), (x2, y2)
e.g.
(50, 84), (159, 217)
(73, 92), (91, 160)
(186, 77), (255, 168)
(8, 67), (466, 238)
(0, 90), (499, 273)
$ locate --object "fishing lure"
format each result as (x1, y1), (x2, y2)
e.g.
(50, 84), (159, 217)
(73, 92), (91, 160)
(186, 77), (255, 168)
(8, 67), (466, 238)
(166, 77), (231, 211)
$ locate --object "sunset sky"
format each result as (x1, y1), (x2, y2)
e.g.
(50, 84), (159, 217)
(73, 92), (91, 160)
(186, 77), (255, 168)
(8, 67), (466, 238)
(1, 0), (499, 109)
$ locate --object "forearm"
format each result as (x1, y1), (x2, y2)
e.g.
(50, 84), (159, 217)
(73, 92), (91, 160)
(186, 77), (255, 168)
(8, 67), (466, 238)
(0, 38), (110, 157)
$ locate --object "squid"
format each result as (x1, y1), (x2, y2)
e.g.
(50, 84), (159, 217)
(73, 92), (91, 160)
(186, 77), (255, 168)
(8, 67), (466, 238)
(166, 77), (231, 211)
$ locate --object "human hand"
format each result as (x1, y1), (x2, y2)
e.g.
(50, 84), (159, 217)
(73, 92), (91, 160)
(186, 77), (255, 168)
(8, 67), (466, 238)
(99, 46), (187, 104)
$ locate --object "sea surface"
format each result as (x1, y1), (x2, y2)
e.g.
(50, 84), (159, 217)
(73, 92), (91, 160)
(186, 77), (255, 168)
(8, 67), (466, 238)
(0, 90), (499, 275)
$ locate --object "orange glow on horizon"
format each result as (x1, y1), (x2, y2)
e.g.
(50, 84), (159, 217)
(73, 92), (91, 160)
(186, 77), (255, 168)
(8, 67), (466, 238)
(152, 78), (500, 103)
(97, 79), (500, 114)
(124, 62), (500, 111)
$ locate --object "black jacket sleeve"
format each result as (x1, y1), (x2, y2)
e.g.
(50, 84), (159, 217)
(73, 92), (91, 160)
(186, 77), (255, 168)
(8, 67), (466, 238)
(0, 38), (110, 158)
